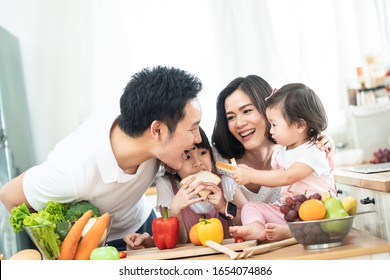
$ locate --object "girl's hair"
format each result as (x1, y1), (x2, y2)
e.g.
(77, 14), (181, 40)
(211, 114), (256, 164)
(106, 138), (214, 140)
(212, 75), (273, 159)
(195, 126), (217, 173)
(265, 83), (328, 142)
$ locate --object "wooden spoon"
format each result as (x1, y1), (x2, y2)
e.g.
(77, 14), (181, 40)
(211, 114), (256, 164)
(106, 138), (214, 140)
(243, 238), (298, 255)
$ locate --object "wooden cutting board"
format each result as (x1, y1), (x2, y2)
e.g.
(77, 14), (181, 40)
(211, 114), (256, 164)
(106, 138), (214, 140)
(124, 238), (258, 260)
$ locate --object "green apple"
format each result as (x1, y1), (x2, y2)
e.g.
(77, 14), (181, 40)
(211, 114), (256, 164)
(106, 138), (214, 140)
(321, 197), (350, 233)
(90, 246), (120, 260)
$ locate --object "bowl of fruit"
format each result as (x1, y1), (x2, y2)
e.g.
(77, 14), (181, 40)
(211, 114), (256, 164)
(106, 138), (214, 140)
(281, 192), (357, 250)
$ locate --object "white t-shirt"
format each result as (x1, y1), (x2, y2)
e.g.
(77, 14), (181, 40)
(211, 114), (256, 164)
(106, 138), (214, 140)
(272, 141), (336, 202)
(23, 106), (160, 241)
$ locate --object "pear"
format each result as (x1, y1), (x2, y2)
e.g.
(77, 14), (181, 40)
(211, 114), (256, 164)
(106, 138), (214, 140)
(342, 196), (358, 215)
(321, 191), (331, 202)
(321, 197), (350, 233)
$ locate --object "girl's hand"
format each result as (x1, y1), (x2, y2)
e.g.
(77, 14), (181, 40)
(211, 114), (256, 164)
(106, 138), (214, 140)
(123, 232), (154, 249)
(316, 132), (335, 158)
(170, 176), (204, 216)
(201, 182), (225, 213)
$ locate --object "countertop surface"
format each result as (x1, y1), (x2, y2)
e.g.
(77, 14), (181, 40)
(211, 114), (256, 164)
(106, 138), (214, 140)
(182, 229), (390, 260)
(334, 168), (390, 192)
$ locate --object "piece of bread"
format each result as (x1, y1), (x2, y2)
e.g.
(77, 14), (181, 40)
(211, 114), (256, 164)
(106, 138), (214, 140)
(9, 249), (41, 260)
(216, 161), (236, 176)
(180, 170), (221, 199)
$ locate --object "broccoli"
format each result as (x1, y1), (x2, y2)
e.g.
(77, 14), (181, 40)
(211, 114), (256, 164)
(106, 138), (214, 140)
(65, 200), (101, 221)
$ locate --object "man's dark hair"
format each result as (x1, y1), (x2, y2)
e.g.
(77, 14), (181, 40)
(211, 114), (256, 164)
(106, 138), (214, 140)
(118, 66), (202, 137)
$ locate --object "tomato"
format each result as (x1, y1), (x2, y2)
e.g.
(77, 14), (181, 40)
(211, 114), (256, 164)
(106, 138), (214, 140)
(90, 246), (120, 260)
(118, 251), (127, 259)
(234, 236), (244, 243)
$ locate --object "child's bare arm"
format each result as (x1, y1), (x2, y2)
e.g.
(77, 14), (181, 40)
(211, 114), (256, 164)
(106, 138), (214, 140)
(232, 162), (314, 187)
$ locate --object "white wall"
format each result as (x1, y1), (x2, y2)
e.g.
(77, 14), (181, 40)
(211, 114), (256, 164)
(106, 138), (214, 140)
(0, 0), (84, 163)
(0, 0), (389, 165)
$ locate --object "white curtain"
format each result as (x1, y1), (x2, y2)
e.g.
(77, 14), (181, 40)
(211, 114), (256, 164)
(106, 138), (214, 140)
(0, 0), (389, 163)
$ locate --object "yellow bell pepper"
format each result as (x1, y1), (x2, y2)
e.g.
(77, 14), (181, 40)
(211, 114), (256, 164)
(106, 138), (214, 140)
(196, 217), (224, 246)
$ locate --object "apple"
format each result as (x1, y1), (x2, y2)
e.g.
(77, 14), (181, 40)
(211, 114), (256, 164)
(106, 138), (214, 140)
(90, 246), (120, 260)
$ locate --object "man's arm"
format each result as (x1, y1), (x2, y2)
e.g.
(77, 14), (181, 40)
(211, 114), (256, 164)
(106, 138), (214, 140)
(0, 172), (32, 212)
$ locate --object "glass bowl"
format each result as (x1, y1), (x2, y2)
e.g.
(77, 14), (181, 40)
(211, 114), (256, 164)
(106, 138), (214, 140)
(24, 213), (114, 260)
(287, 215), (354, 249)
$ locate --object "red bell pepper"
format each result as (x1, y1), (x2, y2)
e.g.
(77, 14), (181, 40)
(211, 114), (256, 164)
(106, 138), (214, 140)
(152, 206), (179, 250)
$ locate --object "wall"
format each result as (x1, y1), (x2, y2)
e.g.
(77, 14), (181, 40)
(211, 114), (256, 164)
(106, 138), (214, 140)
(0, 0), (389, 164)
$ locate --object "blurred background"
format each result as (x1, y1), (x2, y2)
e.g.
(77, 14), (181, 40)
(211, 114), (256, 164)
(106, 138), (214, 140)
(0, 0), (389, 258)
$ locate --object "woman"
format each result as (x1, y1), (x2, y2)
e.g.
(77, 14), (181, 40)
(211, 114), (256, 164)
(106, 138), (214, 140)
(212, 75), (334, 230)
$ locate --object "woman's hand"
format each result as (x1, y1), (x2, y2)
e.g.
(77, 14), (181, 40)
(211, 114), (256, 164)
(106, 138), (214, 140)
(316, 132), (335, 158)
(123, 232), (155, 249)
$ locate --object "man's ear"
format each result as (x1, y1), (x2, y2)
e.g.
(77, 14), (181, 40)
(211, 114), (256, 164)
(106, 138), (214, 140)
(150, 120), (163, 139)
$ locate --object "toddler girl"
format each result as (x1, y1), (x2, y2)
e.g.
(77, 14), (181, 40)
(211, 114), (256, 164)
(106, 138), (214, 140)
(229, 83), (337, 241)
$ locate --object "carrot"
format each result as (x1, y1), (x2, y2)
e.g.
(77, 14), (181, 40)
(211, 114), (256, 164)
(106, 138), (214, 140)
(73, 212), (110, 260)
(57, 209), (93, 260)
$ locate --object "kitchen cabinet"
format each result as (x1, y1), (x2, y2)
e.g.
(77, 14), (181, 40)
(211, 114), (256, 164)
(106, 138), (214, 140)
(335, 169), (390, 242)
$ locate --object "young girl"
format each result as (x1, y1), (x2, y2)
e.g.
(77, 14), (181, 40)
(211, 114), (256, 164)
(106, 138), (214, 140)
(228, 83), (337, 241)
(124, 127), (232, 248)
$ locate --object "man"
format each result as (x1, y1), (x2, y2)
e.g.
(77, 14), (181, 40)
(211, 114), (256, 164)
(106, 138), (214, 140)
(0, 66), (203, 249)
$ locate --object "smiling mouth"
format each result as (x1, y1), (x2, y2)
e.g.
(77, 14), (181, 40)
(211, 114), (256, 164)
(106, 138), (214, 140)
(239, 129), (255, 139)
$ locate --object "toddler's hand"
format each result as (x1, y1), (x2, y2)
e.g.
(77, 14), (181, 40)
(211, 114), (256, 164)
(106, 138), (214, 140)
(232, 164), (252, 186)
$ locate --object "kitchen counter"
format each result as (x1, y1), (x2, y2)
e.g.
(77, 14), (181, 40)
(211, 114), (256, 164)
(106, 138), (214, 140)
(183, 229), (390, 260)
(334, 168), (390, 193)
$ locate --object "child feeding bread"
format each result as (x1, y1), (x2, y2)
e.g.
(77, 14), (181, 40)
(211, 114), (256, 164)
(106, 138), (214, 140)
(123, 127), (233, 249)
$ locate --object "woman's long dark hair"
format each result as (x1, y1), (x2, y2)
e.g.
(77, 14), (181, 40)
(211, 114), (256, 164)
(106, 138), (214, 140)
(212, 75), (273, 159)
